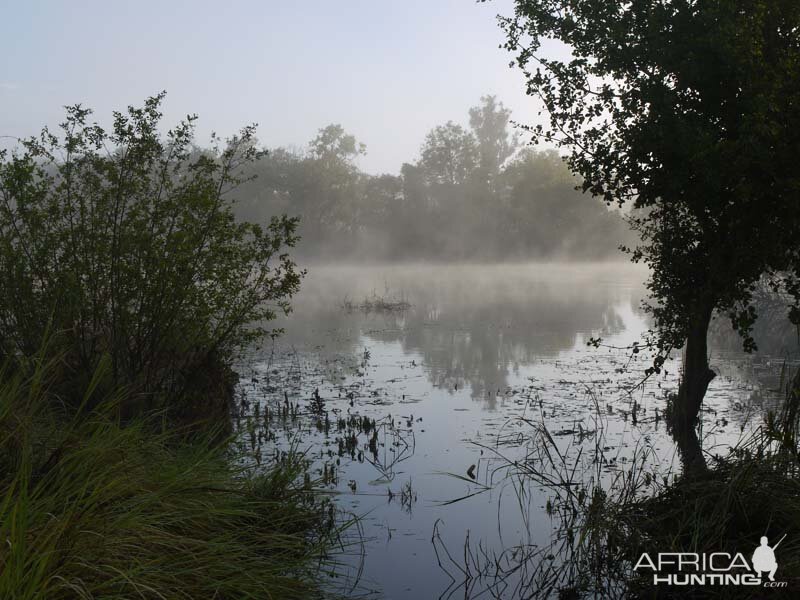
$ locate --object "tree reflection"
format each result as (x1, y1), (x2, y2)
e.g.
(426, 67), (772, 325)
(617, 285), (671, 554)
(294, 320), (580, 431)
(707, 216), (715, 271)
(270, 264), (644, 408)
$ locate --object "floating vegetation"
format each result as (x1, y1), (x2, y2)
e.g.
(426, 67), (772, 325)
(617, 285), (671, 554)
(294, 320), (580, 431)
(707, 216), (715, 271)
(401, 479), (418, 506)
(231, 266), (793, 599)
(235, 341), (419, 494)
(389, 479), (418, 514)
(310, 387), (326, 415)
(342, 289), (412, 313)
(431, 377), (800, 599)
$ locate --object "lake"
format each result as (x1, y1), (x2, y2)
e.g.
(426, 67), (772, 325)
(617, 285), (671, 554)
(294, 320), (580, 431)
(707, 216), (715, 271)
(236, 263), (789, 599)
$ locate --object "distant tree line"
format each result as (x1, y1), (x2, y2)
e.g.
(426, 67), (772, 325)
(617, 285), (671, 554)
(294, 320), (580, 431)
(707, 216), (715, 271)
(231, 96), (634, 261)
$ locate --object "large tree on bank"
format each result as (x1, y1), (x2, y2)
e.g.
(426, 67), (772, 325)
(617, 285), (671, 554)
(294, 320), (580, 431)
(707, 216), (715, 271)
(496, 1), (800, 442)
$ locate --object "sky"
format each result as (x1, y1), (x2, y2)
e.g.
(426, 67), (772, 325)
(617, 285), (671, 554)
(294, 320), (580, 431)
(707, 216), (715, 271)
(0, 0), (551, 175)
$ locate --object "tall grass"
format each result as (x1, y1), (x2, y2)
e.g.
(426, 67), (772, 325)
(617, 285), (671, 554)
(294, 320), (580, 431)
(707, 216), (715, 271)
(436, 380), (800, 598)
(433, 394), (653, 599)
(0, 355), (344, 599)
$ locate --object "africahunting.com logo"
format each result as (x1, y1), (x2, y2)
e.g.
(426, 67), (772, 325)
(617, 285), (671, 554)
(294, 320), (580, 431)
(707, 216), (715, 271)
(633, 535), (787, 588)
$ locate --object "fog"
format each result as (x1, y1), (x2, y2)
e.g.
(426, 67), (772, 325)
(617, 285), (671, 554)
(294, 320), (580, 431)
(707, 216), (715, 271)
(268, 262), (648, 405)
(231, 96), (635, 262)
(5, 2), (796, 599)
(0, 1), (553, 176)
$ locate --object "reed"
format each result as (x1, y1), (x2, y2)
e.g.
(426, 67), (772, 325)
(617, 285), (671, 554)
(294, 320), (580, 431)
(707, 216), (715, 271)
(0, 355), (346, 599)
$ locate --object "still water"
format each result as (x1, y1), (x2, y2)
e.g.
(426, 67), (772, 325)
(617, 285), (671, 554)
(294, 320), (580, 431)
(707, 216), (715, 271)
(238, 263), (788, 599)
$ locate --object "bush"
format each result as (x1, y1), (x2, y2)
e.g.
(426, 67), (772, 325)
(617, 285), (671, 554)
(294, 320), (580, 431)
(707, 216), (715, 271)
(0, 94), (302, 416)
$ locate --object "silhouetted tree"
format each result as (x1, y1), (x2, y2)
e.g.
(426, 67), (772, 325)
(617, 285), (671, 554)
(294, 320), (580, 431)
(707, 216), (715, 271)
(499, 1), (800, 451)
(309, 124), (366, 166)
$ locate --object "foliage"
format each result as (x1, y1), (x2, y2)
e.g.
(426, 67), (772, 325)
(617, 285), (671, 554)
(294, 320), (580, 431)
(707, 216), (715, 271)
(0, 355), (343, 599)
(418, 120), (479, 186)
(310, 124), (366, 164)
(0, 94), (302, 413)
(232, 97), (632, 261)
(498, 0), (800, 426)
(502, 148), (630, 257)
(469, 95), (519, 188)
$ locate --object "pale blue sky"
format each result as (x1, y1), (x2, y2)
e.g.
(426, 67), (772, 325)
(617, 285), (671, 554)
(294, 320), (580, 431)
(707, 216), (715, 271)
(1, 0), (552, 174)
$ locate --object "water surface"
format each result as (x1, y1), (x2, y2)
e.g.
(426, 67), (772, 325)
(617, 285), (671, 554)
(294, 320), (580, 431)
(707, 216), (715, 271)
(238, 263), (786, 599)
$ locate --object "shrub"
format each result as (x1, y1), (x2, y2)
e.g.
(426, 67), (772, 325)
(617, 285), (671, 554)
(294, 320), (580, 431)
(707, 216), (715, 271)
(0, 94), (302, 416)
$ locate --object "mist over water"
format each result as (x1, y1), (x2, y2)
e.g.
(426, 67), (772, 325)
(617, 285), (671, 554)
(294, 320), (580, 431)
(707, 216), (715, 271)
(4, 2), (799, 597)
(238, 262), (782, 599)
(231, 100), (636, 264)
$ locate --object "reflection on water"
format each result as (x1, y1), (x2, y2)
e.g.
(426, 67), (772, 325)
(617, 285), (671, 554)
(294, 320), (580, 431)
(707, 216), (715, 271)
(276, 264), (641, 406)
(238, 263), (788, 599)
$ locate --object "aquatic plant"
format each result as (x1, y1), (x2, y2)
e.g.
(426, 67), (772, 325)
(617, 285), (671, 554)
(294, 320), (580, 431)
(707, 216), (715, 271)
(341, 290), (411, 314)
(0, 355), (348, 599)
(437, 377), (800, 598)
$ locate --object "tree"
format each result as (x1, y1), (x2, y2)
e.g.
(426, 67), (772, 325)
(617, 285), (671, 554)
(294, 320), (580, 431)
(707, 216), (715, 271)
(500, 148), (633, 258)
(498, 1), (800, 454)
(0, 94), (302, 416)
(468, 95), (518, 188)
(231, 147), (301, 224)
(304, 124), (366, 238)
(309, 124), (366, 166)
(359, 174), (403, 230)
(418, 121), (479, 186)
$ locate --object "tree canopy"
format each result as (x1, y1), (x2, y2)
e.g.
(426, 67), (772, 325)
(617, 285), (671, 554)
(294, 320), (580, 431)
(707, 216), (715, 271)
(232, 96), (632, 262)
(469, 95), (519, 188)
(418, 121), (479, 187)
(498, 0), (800, 443)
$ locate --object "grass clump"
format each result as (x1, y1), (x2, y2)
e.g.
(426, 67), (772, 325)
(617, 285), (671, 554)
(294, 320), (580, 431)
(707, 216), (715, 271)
(436, 379), (800, 599)
(524, 416), (800, 598)
(0, 356), (342, 600)
(341, 289), (411, 314)
(621, 440), (800, 598)
(539, 423), (800, 597)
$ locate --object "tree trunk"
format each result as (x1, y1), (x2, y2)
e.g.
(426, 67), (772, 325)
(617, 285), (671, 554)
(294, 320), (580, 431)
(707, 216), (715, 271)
(678, 306), (716, 425)
(673, 305), (716, 471)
